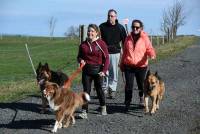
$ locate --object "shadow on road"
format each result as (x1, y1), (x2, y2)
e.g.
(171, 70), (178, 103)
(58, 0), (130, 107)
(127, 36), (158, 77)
(0, 96), (54, 132)
(89, 101), (144, 117)
(0, 102), (41, 113)
(0, 118), (54, 132)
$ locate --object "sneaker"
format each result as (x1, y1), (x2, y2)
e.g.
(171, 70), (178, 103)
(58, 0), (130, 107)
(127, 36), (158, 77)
(108, 88), (115, 99)
(100, 106), (107, 115)
(78, 110), (87, 119)
(103, 89), (108, 95)
(109, 91), (116, 99)
(139, 97), (144, 107)
(111, 91), (116, 98)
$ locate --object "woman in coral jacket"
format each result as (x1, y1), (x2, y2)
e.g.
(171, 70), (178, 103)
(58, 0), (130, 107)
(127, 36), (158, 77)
(120, 19), (156, 112)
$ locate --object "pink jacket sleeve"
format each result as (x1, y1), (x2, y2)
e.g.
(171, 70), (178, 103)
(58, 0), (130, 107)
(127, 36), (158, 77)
(144, 34), (156, 59)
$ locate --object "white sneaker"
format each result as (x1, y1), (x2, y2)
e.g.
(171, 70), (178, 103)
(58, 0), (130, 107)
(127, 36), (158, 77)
(104, 89), (108, 95)
(78, 110), (87, 119)
(101, 106), (107, 115)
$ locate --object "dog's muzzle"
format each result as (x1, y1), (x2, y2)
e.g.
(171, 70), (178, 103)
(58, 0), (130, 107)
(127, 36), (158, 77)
(147, 84), (155, 91)
(38, 79), (45, 85)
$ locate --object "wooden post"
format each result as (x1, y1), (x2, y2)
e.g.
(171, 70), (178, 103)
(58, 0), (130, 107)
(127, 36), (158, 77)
(167, 27), (170, 42)
(157, 36), (159, 45)
(125, 24), (128, 35)
(122, 18), (129, 35)
(79, 25), (87, 44)
(162, 35), (165, 45)
(149, 29), (153, 44)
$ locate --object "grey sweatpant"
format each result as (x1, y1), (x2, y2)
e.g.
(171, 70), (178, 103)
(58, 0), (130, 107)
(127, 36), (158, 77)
(102, 53), (120, 92)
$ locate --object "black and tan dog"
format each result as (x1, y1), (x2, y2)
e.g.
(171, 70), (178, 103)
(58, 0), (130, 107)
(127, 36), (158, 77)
(144, 70), (165, 114)
(36, 62), (68, 113)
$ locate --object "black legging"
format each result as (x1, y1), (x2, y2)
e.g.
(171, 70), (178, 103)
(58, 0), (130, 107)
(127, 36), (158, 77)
(82, 72), (106, 112)
(124, 66), (147, 105)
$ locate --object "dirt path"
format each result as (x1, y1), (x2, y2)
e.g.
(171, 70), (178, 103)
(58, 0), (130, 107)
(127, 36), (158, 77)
(0, 41), (200, 134)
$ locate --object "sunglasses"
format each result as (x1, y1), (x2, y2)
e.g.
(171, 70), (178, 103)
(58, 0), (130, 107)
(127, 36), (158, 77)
(108, 15), (116, 18)
(132, 26), (140, 30)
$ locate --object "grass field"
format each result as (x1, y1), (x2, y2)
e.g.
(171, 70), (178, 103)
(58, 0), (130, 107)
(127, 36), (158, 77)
(0, 36), (80, 102)
(0, 35), (199, 102)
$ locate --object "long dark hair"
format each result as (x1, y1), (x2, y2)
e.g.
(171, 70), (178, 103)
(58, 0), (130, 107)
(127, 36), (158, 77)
(131, 19), (144, 30)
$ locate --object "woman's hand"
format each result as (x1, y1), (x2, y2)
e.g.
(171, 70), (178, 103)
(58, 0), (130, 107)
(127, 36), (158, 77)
(98, 71), (105, 77)
(80, 60), (86, 67)
(151, 56), (156, 60)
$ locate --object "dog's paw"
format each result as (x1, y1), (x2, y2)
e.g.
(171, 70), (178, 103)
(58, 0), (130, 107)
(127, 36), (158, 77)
(150, 110), (155, 115)
(57, 123), (62, 129)
(156, 105), (159, 110)
(71, 121), (75, 125)
(63, 124), (69, 128)
(51, 129), (57, 133)
(144, 108), (149, 113)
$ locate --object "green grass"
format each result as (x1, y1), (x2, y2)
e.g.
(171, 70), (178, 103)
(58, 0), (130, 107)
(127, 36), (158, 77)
(0, 36), (79, 81)
(0, 35), (199, 102)
(154, 36), (200, 61)
(0, 36), (81, 102)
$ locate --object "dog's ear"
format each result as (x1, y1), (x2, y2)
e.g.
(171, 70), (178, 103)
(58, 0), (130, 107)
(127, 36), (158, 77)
(39, 62), (42, 66)
(155, 71), (161, 80)
(44, 63), (50, 71)
(37, 62), (42, 69)
(146, 70), (151, 77)
(36, 62), (42, 74)
(155, 71), (158, 77)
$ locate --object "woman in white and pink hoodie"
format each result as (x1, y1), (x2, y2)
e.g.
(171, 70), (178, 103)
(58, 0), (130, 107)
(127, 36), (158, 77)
(120, 19), (156, 112)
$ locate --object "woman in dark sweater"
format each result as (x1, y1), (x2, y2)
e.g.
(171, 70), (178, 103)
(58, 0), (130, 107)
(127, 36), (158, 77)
(77, 24), (109, 118)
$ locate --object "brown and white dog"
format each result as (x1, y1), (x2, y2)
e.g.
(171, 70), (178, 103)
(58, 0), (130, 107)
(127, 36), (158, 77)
(44, 82), (90, 133)
(36, 62), (68, 113)
(144, 70), (165, 114)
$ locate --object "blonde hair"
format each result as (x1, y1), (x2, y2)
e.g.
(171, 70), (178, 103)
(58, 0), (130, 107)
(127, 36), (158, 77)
(88, 24), (101, 38)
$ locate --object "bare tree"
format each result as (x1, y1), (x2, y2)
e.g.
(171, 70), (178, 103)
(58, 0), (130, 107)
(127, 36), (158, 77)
(64, 26), (79, 39)
(161, 0), (186, 39)
(49, 16), (57, 39)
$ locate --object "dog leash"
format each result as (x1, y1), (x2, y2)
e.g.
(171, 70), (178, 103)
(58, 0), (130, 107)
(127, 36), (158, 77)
(147, 57), (158, 79)
(121, 72), (125, 83)
(63, 63), (85, 89)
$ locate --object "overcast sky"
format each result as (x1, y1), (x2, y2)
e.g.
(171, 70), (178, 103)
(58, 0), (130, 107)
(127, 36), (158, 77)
(0, 0), (200, 36)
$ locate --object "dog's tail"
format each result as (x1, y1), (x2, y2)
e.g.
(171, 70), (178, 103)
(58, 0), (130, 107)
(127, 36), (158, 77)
(63, 64), (85, 90)
(81, 92), (91, 102)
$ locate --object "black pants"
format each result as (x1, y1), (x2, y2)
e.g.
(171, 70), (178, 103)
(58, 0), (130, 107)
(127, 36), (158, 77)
(124, 66), (147, 106)
(82, 72), (106, 112)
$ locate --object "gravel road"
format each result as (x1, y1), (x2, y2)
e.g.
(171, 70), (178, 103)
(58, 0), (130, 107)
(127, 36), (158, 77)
(0, 41), (200, 134)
